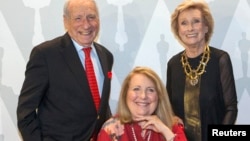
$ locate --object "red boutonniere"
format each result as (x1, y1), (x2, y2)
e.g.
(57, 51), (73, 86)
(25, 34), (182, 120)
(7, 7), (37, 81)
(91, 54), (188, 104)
(107, 71), (112, 79)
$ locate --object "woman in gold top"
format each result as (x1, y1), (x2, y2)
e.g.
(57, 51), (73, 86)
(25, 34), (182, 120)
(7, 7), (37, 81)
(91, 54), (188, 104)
(166, 0), (238, 141)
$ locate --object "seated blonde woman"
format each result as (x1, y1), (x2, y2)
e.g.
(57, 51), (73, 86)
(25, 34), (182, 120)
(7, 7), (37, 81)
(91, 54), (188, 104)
(97, 66), (187, 141)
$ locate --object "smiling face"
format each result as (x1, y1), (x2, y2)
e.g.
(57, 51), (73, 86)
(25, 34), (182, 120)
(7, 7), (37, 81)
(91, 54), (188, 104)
(126, 73), (158, 120)
(64, 0), (99, 47)
(178, 8), (208, 48)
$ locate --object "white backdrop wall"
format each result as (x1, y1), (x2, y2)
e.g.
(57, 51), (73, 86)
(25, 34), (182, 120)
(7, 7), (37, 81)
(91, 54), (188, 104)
(0, 0), (250, 140)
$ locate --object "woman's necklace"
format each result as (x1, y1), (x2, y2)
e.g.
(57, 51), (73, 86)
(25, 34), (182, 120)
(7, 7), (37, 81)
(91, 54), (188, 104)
(131, 124), (152, 141)
(181, 45), (210, 86)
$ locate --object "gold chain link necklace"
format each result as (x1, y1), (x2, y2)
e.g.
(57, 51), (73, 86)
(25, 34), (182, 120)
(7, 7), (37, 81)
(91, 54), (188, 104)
(181, 45), (210, 86)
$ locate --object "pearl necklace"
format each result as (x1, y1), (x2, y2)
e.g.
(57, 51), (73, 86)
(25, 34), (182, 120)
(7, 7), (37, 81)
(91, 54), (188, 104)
(131, 125), (152, 141)
(181, 45), (210, 86)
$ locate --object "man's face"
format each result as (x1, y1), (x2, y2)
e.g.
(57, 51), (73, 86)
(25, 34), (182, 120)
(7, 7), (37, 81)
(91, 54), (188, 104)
(64, 0), (99, 47)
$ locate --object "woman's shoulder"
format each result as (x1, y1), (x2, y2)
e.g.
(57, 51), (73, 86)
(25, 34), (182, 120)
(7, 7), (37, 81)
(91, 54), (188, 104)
(209, 46), (231, 62)
(168, 51), (183, 65)
(209, 46), (229, 57)
(99, 115), (125, 140)
(172, 124), (188, 141)
(101, 115), (124, 131)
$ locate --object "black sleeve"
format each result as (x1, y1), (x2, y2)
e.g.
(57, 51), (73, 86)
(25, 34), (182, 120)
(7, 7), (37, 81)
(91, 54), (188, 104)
(219, 52), (238, 124)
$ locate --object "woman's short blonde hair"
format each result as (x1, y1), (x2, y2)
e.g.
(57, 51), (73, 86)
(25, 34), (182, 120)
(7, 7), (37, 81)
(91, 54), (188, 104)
(171, 0), (214, 46)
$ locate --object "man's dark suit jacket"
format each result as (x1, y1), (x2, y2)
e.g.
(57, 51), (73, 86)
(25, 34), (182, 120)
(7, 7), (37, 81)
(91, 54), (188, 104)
(17, 33), (114, 141)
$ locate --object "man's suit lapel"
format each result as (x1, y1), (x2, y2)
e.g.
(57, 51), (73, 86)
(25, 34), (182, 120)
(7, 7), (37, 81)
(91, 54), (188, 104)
(94, 43), (111, 112)
(59, 33), (89, 92)
(94, 43), (109, 76)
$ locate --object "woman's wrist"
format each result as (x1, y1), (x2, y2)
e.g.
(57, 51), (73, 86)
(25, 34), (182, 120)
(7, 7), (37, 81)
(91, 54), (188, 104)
(163, 126), (175, 141)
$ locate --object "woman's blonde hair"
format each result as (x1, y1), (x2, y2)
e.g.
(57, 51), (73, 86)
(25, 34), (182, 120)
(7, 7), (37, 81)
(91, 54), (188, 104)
(116, 66), (175, 127)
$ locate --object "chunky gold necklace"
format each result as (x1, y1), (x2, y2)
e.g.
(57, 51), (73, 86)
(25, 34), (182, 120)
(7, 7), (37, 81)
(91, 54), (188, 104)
(181, 45), (210, 86)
